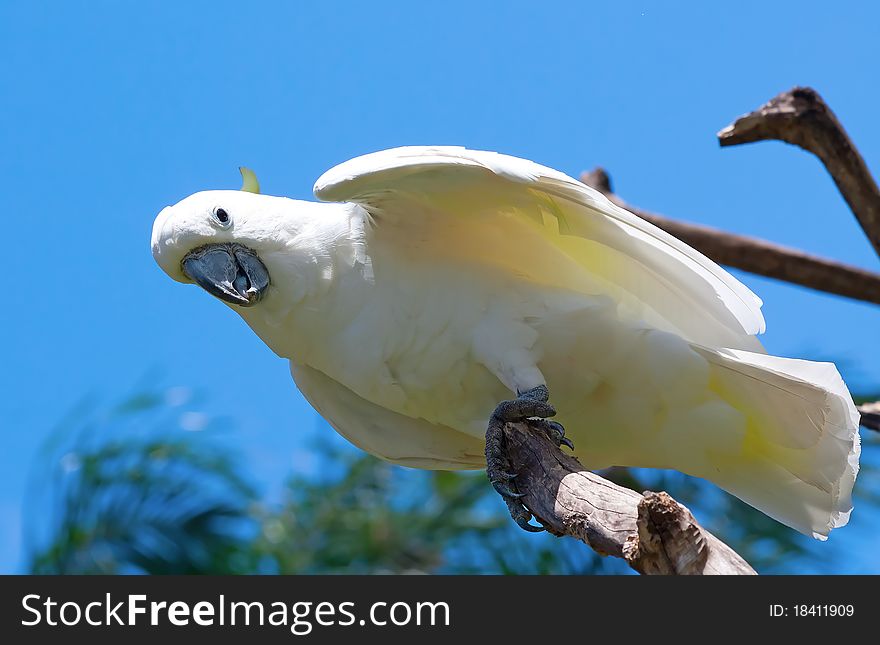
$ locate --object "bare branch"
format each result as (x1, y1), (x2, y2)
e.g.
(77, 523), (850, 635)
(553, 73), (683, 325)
(503, 421), (757, 575)
(581, 168), (880, 306)
(718, 87), (880, 258)
(859, 402), (880, 432)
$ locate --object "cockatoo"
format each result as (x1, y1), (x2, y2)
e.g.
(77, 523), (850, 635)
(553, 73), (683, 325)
(151, 147), (860, 540)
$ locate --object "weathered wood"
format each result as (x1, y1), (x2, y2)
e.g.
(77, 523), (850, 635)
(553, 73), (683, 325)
(859, 401), (880, 431)
(503, 421), (757, 575)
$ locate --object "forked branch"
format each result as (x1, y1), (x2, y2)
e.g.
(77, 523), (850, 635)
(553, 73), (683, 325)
(718, 87), (880, 257)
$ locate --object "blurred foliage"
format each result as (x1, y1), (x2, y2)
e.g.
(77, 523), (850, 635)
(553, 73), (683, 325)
(26, 388), (879, 574)
(27, 392), (255, 574)
(250, 449), (609, 574)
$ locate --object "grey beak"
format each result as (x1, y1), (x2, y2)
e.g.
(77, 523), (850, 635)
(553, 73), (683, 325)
(182, 244), (270, 307)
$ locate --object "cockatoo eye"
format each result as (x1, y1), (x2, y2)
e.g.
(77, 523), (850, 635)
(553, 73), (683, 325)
(212, 207), (232, 227)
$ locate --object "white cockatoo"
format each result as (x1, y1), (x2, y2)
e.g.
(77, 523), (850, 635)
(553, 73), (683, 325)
(152, 147), (860, 539)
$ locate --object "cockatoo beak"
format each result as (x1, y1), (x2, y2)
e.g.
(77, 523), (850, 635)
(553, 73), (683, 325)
(181, 243), (270, 307)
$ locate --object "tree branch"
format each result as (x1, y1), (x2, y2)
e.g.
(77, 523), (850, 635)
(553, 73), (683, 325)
(503, 421), (757, 575)
(859, 402), (880, 432)
(717, 86), (880, 258)
(580, 167), (880, 306)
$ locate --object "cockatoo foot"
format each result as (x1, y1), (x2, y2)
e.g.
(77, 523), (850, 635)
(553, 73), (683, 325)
(485, 385), (570, 532)
(530, 418), (574, 451)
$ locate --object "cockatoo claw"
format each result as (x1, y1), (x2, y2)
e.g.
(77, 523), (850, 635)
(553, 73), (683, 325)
(512, 514), (546, 533)
(530, 418), (573, 451)
(485, 384), (561, 533)
(492, 481), (525, 499)
(503, 490), (545, 532)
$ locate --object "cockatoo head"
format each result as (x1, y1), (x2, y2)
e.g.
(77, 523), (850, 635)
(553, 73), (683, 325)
(152, 165), (322, 309)
(151, 187), (287, 307)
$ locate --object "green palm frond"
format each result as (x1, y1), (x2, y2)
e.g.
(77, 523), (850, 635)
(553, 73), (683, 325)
(28, 393), (258, 575)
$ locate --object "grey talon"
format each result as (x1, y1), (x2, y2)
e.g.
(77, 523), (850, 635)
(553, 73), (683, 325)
(529, 418), (571, 450)
(515, 517), (546, 533)
(545, 420), (565, 434)
(492, 481), (525, 499)
(503, 497), (543, 532)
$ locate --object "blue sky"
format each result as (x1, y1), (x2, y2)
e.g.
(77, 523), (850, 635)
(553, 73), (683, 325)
(2, 1), (879, 572)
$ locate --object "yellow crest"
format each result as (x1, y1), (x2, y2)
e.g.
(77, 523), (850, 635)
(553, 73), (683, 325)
(239, 167), (260, 194)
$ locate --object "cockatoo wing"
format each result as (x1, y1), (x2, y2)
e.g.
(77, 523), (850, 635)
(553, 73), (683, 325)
(314, 146), (765, 351)
(292, 362), (486, 470)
